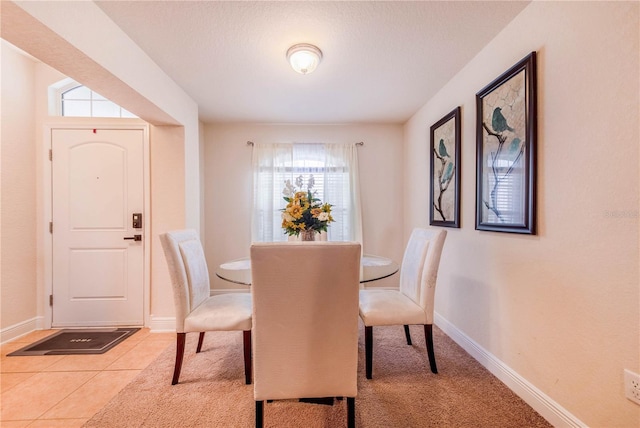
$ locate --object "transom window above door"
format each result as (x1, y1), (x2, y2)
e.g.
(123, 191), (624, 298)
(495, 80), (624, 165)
(50, 78), (137, 118)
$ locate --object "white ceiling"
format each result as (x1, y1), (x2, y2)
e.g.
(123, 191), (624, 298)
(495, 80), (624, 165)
(95, 1), (529, 124)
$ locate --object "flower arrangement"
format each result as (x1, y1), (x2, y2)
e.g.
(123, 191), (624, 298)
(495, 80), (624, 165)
(281, 175), (334, 237)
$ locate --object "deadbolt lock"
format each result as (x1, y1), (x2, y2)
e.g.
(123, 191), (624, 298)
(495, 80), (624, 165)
(132, 213), (142, 229)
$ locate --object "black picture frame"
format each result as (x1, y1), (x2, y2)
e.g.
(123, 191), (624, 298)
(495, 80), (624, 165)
(475, 52), (537, 234)
(430, 106), (461, 228)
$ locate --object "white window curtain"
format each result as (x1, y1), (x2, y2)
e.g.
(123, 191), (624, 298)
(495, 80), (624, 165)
(251, 143), (363, 245)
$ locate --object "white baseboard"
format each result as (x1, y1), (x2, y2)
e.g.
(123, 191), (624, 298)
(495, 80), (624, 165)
(211, 289), (250, 295)
(0, 317), (45, 345)
(148, 316), (176, 332)
(434, 312), (586, 428)
(1, 315), (176, 337)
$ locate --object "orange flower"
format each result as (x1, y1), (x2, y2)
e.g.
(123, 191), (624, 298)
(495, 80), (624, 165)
(287, 205), (304, 219)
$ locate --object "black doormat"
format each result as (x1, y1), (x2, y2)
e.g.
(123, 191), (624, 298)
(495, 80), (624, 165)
(8, 328), (140, 356)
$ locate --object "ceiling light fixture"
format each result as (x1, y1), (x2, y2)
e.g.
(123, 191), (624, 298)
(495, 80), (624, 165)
(286, 43), (322, 75)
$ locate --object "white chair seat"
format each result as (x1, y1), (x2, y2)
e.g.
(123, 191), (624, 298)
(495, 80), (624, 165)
(359, 289), (426, 326)
(185, 293), (252, 332)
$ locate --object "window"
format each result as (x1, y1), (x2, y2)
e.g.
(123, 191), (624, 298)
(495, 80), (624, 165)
(251, 143), (362, 244)
(50, 78), (137, 118)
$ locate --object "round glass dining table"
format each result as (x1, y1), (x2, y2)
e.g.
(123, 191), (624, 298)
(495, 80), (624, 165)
(215, 254), (399, 285)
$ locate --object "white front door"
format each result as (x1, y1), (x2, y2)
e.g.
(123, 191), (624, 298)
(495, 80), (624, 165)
(51, 128), (144, 327)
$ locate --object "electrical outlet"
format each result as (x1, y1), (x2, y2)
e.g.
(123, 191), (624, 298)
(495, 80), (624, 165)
(624, 369), (640, 405)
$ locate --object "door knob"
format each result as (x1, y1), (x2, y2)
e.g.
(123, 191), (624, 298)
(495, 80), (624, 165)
(124, 235), (142, 242)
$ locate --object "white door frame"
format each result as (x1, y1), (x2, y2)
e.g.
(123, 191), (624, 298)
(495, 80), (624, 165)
(42, 122), (151, 329)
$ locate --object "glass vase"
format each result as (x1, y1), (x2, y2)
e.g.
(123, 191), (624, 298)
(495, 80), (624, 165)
(301, 229), (316, 241)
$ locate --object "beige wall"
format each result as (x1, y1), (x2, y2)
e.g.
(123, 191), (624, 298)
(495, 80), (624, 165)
(203, 123), (404, 290)
(0, 42), (38, 330)
(404, 2), (639, 426)
(149, 125), (185, 320)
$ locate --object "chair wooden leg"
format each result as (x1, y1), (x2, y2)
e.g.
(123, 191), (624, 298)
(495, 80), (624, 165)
(424, 324), (438, 374)
(172, 333), (186, 385)
(403, 325), (412, 345)
(365, 326), (373, 379)
(243, 330), (252, 385)
(255, 400), (264, 428)
(196, 332), (205, 353)
(347, 397), (355, 428)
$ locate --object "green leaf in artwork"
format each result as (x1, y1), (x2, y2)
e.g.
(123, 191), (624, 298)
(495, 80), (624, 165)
(441, 162), (454, 184)
(509, 138), (522, 154)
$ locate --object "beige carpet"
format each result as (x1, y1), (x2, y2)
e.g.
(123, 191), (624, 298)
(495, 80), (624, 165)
(85, 324), (552, 427)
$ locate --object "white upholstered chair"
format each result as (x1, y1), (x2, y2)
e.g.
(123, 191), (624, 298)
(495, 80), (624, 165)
(250, 242), (361, 428)
(160, 229), (252, 385)
(358, 228), (447, 379)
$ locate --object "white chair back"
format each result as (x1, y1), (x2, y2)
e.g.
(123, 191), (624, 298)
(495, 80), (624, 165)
(398, 228), (447, 323)
(250, 241), (361, 401)
(160, 229), (211, 333)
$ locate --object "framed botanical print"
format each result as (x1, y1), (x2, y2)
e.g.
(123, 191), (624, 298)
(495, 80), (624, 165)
(430, 106), (461, 228)
(475, 52), (537, 234)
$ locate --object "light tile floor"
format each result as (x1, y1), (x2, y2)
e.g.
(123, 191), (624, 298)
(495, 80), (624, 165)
(0, 328), (173, 427)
